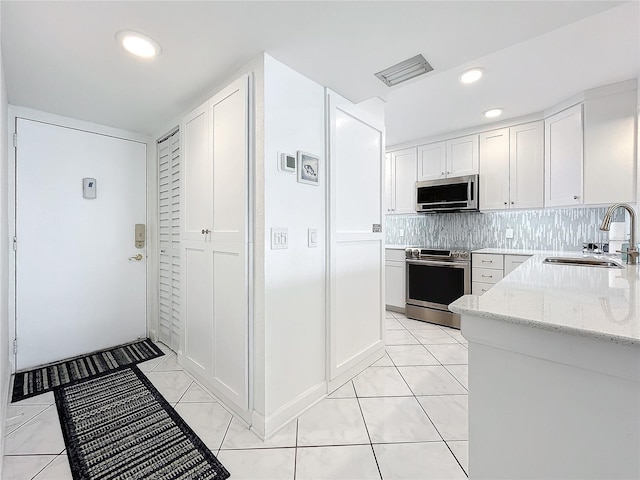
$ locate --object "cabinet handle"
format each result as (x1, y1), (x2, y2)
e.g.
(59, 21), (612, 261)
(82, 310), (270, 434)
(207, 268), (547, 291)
(481, 275), (492, 278)
(441, 172), (445, 176)
(446, 171), (450, 174)
(511, 201), (515, 205)
(481, 260), (493, 263)
(573, 195), (579, 200)
(201, 229), (210, 234)
(504, 202), (507, 205)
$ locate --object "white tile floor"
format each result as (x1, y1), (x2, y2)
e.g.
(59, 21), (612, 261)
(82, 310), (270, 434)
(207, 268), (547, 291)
(2, 311), (469, 479)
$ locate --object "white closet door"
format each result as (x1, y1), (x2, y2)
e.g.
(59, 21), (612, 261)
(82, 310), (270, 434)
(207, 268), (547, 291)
(181, 76), (249, 412)
(158, 130), (181, 352)
(328, 93), (385, 383)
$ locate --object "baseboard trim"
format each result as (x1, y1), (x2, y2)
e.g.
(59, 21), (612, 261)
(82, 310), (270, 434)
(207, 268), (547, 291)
(251, 380), (327, 440)
(328, 345), (385, 393)
(385, 305), (405, 314)
(177, 352), (252, 425)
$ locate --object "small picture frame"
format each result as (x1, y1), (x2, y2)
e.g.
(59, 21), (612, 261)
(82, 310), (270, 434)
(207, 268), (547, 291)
(297, 151), (320, 186)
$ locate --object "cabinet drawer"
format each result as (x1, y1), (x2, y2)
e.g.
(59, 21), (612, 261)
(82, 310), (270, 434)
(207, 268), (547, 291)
(504, 255), (531, 276)
(472, 282), (494, 295)
(473, 253), (504, 270)
(385, 249), (407, 262)
(473, 267), (504, 284)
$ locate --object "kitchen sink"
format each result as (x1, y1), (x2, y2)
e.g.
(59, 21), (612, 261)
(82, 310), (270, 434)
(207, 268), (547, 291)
(543, 256), (623, 269)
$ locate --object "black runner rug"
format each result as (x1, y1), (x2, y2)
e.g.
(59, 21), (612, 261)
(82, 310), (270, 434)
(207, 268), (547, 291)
(55, 365), (229, 479)
(12, 339), (163, 402)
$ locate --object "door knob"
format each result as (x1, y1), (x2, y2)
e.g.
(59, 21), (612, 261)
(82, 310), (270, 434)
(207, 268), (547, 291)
(129, 254), (143, 261)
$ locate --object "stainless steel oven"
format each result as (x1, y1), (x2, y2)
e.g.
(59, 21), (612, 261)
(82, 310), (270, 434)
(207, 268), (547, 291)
(405, 248), (470, 329)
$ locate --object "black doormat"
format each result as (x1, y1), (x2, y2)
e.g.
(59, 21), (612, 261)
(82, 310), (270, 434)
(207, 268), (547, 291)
(12, 339), (164, 402)
(55, 366), (230, 480)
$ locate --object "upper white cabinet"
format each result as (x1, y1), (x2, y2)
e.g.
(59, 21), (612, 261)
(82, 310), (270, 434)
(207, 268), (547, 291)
(544, 82), (637, 207)
(480, 122), (543, 211)
(545, 104), (584, 207)
(510, 122), (544, 209)
(447, 134), (479, 177)
(417, 134), (479, 181)
(583, 87), (637, 205)
(387, 147), (417, 214)
(417, 141), (445, 181)
(479, 128), (510, 210)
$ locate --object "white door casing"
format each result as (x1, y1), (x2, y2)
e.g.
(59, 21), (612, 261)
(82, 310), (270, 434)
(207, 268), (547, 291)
(180, 75), (250, 411)
(328, 93), (385, 383)
(15, 119), (147, 369)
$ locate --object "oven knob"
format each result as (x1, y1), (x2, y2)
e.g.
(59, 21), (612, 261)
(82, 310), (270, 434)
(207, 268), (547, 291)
(459, 251), (469, 259)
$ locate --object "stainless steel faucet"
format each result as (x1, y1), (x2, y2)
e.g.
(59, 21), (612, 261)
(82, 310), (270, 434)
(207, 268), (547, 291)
(599, 203), (638, 265)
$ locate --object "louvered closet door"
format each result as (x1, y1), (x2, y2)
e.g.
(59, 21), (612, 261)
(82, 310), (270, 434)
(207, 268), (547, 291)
(158, 130), (181, 352)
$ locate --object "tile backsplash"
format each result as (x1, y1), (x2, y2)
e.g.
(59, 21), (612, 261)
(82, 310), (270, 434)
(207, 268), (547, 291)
(385, 207), (626, 251)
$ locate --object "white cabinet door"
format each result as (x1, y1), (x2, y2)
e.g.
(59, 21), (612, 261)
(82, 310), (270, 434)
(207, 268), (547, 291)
(504, 255), (531, 276)
(417, 141), (446, 181)
(583, 88), (637, 205)
(391, 147), (417, 214)
(385, 262), (405, 309)
(545, 104), (583, 207)
(510, 122), (544, 209)
(446, 134), (479, 177)
(479, 128), (510, 211)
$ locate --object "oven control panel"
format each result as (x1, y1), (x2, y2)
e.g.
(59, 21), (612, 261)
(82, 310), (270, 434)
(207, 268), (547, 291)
(405, 247), (470, 261)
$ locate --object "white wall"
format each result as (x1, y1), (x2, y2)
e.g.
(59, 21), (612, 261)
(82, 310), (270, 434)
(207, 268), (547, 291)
(262, 55), (326, 419)
(0, 4), (9, 465)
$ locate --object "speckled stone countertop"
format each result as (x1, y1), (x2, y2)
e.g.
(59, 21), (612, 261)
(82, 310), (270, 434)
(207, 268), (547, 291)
(450, 251), (640, 346)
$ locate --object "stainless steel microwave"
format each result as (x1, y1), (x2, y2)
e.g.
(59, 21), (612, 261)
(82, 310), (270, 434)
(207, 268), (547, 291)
(415, 175), (479, 213)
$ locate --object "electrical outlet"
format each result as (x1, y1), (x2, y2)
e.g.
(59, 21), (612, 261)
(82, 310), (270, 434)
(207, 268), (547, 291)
(271, 227), (288, 249)
(399, 228), (405, 237)
(506, 228), (514, 239)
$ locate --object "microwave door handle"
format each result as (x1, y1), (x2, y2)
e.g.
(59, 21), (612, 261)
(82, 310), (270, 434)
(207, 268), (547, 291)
(467, 180), (472, 201)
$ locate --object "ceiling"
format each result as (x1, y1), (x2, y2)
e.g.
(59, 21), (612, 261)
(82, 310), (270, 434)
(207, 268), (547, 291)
(1, 1), (637, 143)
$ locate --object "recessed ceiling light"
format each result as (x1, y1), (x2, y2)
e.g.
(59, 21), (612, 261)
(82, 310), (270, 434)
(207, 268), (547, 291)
(484, 108), (503, 119)
(460, 68), (483, 84)
(116, 31), (161, 59)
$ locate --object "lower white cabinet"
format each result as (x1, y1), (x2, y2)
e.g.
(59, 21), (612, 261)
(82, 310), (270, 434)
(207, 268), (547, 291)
(505, 254), (532, 276)
(385, 249), (406, 311)
(472, 252), (531, 295)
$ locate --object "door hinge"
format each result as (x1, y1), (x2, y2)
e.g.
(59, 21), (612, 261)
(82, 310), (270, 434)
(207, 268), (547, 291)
(13, 339), (17, 354)
(13, 133), (17, 148)
(12, 237), (17, 251)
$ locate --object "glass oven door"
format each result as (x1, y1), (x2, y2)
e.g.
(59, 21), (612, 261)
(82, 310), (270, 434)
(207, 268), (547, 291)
(406, 260), (470, 310)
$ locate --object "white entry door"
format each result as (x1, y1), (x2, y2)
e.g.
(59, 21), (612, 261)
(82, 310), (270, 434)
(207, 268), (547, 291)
(15, 119), (147, 370)
(328, 92), (385, 383)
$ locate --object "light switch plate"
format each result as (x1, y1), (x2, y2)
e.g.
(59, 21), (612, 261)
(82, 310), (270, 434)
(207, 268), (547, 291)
(271, 227), (288, 249)
(506, 228), (514, 239)
(308, 228), (318, 248)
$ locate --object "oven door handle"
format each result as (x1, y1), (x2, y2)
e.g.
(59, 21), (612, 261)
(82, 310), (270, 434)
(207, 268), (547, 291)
(406, 259), (469, 268)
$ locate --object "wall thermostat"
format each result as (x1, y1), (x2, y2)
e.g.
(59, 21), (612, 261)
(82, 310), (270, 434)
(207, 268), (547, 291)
(82, 178), (97, 199)
(278, 152), (296, 173)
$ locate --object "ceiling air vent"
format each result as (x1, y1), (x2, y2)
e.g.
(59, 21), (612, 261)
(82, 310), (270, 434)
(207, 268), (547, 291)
(375, 54), (434, 87)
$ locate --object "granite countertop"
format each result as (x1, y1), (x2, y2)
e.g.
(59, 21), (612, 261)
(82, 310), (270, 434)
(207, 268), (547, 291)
(450, 251), (640, 346)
